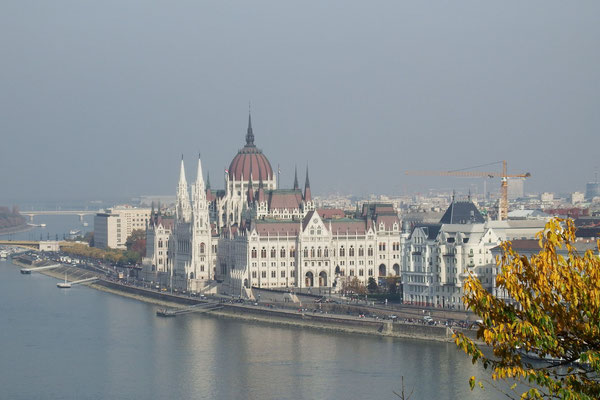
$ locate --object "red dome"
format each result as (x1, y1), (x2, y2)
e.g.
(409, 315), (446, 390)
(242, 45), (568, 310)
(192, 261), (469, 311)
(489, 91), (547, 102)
(229, 146), (273, 181)
(228, 113), (273, 182)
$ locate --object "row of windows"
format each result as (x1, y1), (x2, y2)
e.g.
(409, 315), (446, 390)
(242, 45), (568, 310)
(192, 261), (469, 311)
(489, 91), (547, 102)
(251, 270), (297, 278)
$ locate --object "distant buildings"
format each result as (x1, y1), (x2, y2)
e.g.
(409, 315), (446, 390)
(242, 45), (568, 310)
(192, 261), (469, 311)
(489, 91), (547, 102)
(138, 113), (597, 305)
(402, 198), (547, 309)
(586, 182), (600, 201)
(94, 206), (151, 249)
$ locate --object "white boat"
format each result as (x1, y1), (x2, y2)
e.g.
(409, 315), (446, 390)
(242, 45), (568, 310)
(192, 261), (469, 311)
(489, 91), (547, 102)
(0, 251), (7, 259)
(69, 229), (81, 236)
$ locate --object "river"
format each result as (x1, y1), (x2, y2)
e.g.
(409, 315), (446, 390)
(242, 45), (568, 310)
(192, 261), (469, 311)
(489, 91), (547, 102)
(0, 213), (94, 241)
(0, 256), (507, 400)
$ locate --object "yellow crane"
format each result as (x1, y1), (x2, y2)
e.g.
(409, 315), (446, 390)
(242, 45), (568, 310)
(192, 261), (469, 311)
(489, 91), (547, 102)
(406, 160), (531, 221)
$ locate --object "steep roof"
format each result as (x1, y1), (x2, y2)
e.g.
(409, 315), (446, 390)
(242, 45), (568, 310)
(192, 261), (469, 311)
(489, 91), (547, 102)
(439, 200), (485, 224)
(412, 224), (442, 240)
(268, 189), (303, 210)
(330, 219), (368, 235)
(254, 220), (301, 236)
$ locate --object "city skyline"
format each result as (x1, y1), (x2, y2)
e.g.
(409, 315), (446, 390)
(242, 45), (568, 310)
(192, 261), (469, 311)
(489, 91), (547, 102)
(1, 1), (599, 203)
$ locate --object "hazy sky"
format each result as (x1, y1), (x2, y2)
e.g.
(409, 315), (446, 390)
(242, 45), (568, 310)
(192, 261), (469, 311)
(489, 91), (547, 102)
(1, 1), (599, 203)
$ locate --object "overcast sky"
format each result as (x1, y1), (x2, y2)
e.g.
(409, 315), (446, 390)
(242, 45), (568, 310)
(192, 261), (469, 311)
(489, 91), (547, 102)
(1, 1), (599, 203)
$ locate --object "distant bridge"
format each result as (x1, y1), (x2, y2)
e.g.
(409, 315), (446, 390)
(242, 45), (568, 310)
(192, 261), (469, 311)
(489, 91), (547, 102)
(21, 210), (99, 222)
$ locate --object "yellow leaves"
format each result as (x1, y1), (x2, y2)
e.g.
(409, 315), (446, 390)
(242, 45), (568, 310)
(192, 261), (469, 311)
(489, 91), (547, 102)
(456, 218), (600, 399)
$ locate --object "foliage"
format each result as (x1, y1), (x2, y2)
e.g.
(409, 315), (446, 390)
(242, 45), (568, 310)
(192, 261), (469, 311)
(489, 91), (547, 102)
(83, 231), (94, 247)
(61, 243), (141, 265)
(454, 218), (600, 399)
(385, 276), (401, 295)
(368, 277), (379, 293)
(342, 277), (367, 295)
(125, 229), (146, 257)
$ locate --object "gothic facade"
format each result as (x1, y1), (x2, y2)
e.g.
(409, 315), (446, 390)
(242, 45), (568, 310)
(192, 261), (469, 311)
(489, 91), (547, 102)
(148, 114), (403, 294)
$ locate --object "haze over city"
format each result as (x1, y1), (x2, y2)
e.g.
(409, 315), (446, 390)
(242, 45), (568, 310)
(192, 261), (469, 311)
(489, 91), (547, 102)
(1, 1), (599, 204)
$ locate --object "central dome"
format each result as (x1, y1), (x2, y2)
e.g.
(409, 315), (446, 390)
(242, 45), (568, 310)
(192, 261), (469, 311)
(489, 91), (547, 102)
(228, 114), (274, 181)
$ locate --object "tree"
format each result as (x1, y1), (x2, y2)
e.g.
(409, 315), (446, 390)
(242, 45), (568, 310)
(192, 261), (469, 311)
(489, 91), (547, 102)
(455, 218), (600, 399)
(342, 277), (367, 296)
(386, 276), (400, 295)
(125, 229), (146, 258)
(83, 231), (94, 247)
(368, 277), (379, 293)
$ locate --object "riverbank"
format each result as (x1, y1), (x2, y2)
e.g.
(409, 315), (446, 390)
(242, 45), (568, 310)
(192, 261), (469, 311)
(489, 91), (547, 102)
(0, 223), (33, 236)
(8, 258), (478, 343)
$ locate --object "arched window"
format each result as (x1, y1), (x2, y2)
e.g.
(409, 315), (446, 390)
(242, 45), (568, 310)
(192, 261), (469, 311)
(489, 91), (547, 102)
(290, 247), (296, 257)
(251, 248), (257, 258)
(317, 247), (322, 257)
(324, 247), (329, 257)
(158, 240), (163, 248)
(303, 247), (309, 257)
(340, 246), (345, 257)
(200, 242), (205, 254)
(271, 248), (276, 258)
(280, 247), (286, 258)
(368, 246), (373, 256)
(261, 247), (267, 258)
(310, 247), (315, 258)
(358, 246), (364, 256)
(349, 246), (355, 257)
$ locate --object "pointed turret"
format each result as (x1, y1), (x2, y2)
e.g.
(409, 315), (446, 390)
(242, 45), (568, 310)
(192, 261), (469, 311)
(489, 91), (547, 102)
(245, 111), (255, 146)
(304, 166), (312, 202)
(195, 154), (205, 192)
(293, 165), (299, 190)
(178, 155), (187, 185)
(176, 156), (192, 222)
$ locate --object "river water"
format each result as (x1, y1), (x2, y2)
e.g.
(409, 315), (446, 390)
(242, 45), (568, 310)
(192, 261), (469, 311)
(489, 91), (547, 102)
(0, 213), (95, 241)
(0, 258), (506, 400)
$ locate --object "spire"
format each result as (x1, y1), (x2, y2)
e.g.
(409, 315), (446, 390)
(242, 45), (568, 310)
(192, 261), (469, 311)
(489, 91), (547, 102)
(245, 108), (255, 146)
(304, 165), (312, 203)
(179, 155), (187, 185)
(305, 165), (311, 189)
(176, 157), (191, 222)
(195, 153), (205, 190)
(293, 165), (299, 190)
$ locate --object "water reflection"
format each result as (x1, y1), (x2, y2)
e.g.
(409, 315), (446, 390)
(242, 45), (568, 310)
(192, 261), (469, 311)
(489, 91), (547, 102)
(0, 260), (503, 400)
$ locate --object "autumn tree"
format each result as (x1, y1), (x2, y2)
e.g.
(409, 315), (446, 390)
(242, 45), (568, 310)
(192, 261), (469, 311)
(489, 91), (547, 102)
(455, 218), (600, 399)
(125, 229), (146, 258)
(342, 277), (367, 296)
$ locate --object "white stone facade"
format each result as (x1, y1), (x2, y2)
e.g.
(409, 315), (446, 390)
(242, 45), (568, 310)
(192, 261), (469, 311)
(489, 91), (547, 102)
(402, 206), (548, 309)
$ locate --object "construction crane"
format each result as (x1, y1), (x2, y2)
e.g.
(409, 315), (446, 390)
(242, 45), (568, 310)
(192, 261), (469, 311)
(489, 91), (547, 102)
(406, 161), (531, 221)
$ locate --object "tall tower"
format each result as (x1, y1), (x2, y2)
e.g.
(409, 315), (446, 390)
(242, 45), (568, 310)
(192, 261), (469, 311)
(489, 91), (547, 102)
(303, 166), (314, 211)
(190, 155), (213, 283)
(176, 156), (192, 222)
